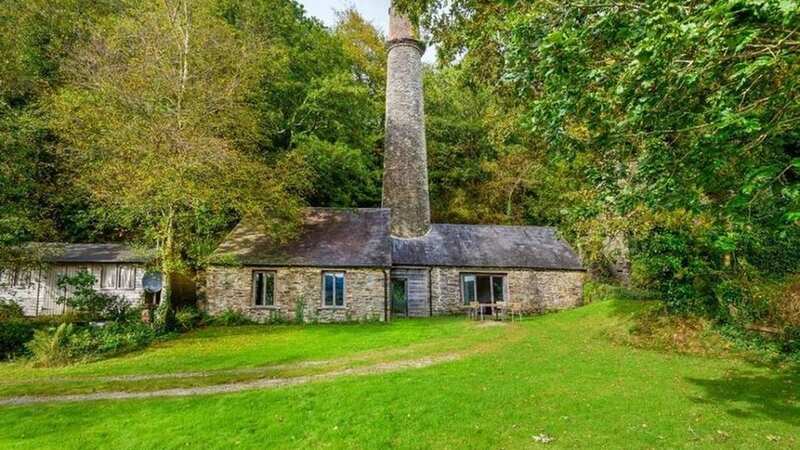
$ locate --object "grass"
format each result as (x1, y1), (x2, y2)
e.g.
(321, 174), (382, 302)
(1, 300), (798, 449)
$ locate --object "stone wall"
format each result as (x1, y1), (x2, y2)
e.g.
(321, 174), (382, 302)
(382, 9), (431, 238)
(204, 266), (387, 323)
(430, 267), (585, 315)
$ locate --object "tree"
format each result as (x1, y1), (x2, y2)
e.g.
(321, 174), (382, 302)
(49, 0), (310, 313)
(404, 0), (800, 318)
(0, 0), (126, 265)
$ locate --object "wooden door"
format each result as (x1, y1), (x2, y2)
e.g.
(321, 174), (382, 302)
(390, 278), (409, 318)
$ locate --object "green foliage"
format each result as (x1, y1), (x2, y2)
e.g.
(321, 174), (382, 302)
(153, 296), (176, 333)
(409, 0), (800, 332)
(0, 320), (35, 360)
(582, 282), (655, 304)
(293, 296), (306, 324)
(26, 321), (157, 367)
(174, 306), (207, 332)
(56, 271), (127, 321)
(210, 309), (255, 326)
(293, 136), (380, 207)
(0, 299), (25, 321)
(1, 1), (391, 275)
(26, 323), (76, 367)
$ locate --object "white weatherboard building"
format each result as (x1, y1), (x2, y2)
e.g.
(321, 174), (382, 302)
(0, 244), (149, 316)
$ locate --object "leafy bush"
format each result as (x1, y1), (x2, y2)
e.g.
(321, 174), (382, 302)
(175, 306), (206, 332)
(103, 296), (140, 323)
(27, 321), (157, 367)
(57, 271), (128, 321)
(294, 297), (306, 324)
(26, 323), (76, 367)
(26, 312), (81, 328)
(211, 309), (254, 326)
(0, 299), (24, 321)
(0, 320), (35, 360)
(90, 322), (156, 355)
(583, 282), (655, 304)
(784, 327), (800, 355)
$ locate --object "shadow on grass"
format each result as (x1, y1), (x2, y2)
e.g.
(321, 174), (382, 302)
(686, 368), (800, 427)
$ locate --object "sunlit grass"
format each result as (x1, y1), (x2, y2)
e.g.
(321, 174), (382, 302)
(1, 301), (798, 449)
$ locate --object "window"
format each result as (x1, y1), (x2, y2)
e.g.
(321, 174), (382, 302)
(252, 271), (275, 307)
(323, 272), (345, 307)
(0, 269), (13, 286)
(461, 273), (506, 305)
(462, 275), (476, 304)
(101, 265), (117, 289)
(14, 270), (31, 288)
(118, 265), (136, 290)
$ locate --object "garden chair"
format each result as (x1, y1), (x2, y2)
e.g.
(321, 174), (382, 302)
(494, 301), (507, 321)
(507, 302), (524, 322)
(467, 301), (483, 320)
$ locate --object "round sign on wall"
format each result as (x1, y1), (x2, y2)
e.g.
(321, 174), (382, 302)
(142, 272), (163, 294)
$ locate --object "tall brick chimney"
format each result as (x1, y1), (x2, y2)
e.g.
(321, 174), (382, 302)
(382, 3), (431, 238)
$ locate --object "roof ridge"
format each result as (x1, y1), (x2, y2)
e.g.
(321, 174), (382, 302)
(306, 207), (390, 212)
(432, 223), (557, 231)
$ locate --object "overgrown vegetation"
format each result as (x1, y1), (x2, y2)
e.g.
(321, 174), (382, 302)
(397, 0), (800, 353)
(56, 272), (134, 322)
(2, 0), (799, 355)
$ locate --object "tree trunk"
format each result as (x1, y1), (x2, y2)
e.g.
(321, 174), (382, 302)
(155, 208), (176, 331)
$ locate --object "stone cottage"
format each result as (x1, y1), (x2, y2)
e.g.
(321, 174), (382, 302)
(0, 243), (149, 316)
(204, 5), (585, 323)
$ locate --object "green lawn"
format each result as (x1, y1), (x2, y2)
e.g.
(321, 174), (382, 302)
(1, 300), (798, 449)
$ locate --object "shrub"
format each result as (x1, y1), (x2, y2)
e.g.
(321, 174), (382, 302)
(26, 323), (76, 367)
(0, 320), (35, 360)
(104, 296), (140, 323)
(27, 321), (157, 367)
(0, 299), (24, 321)
(583, 282), (655, 304)
(294, 297), (306, 324)
(175, 306), (206, 332)
(90, 322), (156, 355)
(783, 326), (800, 355)
(26, 312), (81, 328)
(211, 309), (254, 326)
(57, 271), (128, 321)
(154, 296), (177, 332)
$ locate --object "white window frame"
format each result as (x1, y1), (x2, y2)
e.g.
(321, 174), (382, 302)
(252, 270), (277, 308)
(117, 264), (136, 291)
(460, 273), (507, 305)
(100, 265), (118, 290)
(322, 271), (346, 308)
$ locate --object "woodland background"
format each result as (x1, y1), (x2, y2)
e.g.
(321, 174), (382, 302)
(1, 0), (799, 340)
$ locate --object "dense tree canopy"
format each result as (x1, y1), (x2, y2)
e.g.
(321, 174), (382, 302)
(400, 0), (800, 325)
(2, 0), (799, 333)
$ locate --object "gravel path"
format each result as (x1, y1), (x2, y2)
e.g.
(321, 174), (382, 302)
(0, 353), (463, 407)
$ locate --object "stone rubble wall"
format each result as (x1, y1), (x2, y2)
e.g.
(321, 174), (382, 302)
(430, 267), (585, 315)
(204, 266), (387, 323)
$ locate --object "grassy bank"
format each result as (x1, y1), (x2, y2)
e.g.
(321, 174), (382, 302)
(0, 300), (798, 449)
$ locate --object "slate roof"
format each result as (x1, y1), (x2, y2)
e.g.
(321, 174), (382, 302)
(30, 243), (152, 264)
(391, 223), (584, 271)
(213, 208), (393, 267)
(213, 208), (583, 271)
